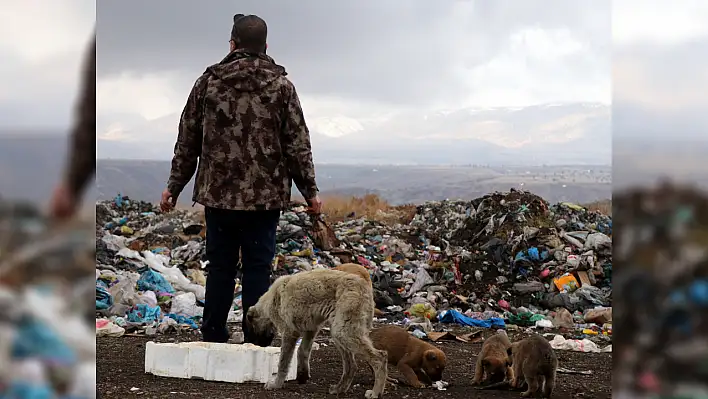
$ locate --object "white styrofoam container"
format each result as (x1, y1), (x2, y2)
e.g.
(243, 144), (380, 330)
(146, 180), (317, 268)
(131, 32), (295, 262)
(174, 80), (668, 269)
(144, 341), (298, 383)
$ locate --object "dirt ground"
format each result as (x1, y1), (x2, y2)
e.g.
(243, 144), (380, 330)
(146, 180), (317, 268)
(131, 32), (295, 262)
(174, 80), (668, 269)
(97, 328), (611, 399)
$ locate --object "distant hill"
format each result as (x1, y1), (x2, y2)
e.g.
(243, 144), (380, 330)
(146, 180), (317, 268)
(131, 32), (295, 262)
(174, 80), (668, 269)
(96, 159), (611, 205)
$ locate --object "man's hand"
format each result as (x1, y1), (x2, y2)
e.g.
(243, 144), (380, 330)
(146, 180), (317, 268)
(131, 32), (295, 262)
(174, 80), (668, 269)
(49, 182), (77, 220)
(160, 189), (178, 212)
(306, 195), (322, 214)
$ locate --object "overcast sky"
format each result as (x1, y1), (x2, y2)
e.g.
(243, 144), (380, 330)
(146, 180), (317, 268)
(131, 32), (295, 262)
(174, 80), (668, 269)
(3, 0), (706, 147)
(0, 0), (94, 131)
(92, 0), (612, 135)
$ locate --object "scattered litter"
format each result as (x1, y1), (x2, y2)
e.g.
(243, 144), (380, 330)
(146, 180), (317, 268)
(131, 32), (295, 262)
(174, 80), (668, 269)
(557, 367), (593, 375)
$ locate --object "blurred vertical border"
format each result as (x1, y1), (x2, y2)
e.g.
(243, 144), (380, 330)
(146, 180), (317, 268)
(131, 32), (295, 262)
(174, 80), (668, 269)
(0, 1), (96, 397)
(613, 0), (708, 397)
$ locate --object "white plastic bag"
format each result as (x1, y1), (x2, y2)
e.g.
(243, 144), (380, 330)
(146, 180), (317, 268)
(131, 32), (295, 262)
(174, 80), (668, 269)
(108, 273), (139, 316)
(549, 334), (607, 353)
(143, 251), (191, 289)
(170, 292), (203, 318)
(96, 319), (125, 337)
(137, 290), (158, 308)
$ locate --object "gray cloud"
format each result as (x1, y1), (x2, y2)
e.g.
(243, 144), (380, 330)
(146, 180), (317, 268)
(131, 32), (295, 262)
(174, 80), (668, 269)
(97, 0), (610, 109)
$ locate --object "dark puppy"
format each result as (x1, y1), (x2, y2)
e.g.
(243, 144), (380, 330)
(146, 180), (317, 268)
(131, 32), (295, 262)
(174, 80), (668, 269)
(473, 331), (513, 385)
(370, 325), (447, 388)
(507, 334), (558, 398)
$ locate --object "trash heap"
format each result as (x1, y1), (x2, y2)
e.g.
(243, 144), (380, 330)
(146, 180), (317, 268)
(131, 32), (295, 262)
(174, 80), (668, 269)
(0, 200), (96, 398)
(96, 196), (207, 338)
(95, 190), (612, 350)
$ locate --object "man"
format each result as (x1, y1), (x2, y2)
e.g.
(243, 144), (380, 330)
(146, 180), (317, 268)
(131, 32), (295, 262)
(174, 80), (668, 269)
(160, 15), (322, 345)
(49, 35), (96, 219)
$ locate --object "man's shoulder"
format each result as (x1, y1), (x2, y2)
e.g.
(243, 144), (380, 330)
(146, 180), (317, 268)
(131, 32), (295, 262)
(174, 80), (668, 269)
(270, 74), (295, 94)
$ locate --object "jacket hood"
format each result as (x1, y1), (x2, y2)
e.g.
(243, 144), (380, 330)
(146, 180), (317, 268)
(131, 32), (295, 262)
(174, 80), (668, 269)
(205, 51), (287, 92)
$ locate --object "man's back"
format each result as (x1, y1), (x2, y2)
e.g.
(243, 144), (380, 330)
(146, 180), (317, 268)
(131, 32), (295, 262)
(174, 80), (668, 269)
(167, 50), (318, 211)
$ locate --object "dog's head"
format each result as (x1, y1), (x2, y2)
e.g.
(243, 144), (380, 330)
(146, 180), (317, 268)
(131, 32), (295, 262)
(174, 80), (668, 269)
(245, 305), (276, 347)
(422, 349), (447, 382)
(482, 357), (509, 383)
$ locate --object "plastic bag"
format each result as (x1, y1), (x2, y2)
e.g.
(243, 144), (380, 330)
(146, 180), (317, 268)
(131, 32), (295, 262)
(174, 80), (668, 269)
(95, 281), (113, 310)
(137, 269), (174, 294)
(549, 334), (609, 352)
(95, 319), (125, 337)
(142, 251), (205, 300)
(584, 307), (612, 324)
(406, 303), (437, 320)
(137, 290), (158, 308)
(108, 273), (139, 316)
(127, 304), (161, 324)
(170, 292), (202, 318)
(552, 308), (574, 328)
(404, 268), (434, 298)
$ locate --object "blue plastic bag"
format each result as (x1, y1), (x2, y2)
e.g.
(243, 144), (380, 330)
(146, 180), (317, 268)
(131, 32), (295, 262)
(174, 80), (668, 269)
(95, 280), (113, 310)
(137, 269), (174, 294)
(438, 309), (505, 329)
(127, 304), (162, 324)
(165, 313), (199, 329)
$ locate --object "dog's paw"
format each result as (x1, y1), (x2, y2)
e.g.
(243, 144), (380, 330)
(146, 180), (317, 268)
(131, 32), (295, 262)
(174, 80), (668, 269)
(364, 389), (379, 399)
(520, 391), (532, 398)
(264, 379), (282, 390)
(296, 369), (310, 384)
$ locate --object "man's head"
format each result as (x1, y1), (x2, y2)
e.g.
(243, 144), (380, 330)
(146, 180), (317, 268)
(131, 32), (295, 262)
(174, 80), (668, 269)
(230, 14), (268, 54)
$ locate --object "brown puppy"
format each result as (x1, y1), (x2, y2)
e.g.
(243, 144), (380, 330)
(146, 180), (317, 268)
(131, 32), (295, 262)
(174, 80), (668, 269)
(370, 325), (447, 388)
(333, 263), (372, 286)
(473, 331), (513, 385)
(507, 334), (558, 398)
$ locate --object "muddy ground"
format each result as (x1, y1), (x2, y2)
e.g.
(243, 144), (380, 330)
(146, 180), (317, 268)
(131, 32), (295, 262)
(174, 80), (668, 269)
(97, 328), (611, 399)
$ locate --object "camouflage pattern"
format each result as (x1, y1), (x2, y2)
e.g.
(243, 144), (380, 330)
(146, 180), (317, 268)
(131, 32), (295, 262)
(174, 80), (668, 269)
(65, 35), (96, 197)
(167, 51), (319, 210)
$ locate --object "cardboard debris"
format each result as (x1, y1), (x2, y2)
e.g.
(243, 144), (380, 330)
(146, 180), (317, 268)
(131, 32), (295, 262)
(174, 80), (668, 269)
(576, 270), (592, 287)
(427, 330), (482, 343)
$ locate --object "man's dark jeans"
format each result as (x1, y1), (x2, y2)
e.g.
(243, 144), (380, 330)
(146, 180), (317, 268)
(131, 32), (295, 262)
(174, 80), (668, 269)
(200, 207), (280, 345)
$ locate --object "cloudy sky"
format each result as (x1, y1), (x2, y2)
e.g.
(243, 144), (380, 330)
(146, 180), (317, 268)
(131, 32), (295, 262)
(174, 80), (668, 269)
(0, 0), (94, 131)
(92, 0), (611, 150)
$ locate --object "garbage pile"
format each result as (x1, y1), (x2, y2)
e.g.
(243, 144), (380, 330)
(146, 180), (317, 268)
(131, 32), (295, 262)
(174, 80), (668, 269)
(96, 190), (612, 350)
(612, 182), (708, 397)
(0, 200), (96, 398)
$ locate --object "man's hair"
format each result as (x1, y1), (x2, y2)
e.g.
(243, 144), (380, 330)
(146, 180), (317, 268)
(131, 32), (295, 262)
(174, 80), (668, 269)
(231, 14), (267, 53)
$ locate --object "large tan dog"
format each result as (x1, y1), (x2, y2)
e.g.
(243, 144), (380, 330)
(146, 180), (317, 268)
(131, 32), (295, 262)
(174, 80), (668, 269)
(370, 325), (447, 388)
(334, 263), (372, 286)
(247, 269), (388, 398)
(333, 264), (384, 317)
(472, 331), (513, 385)
(507, 334), (558, 398)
